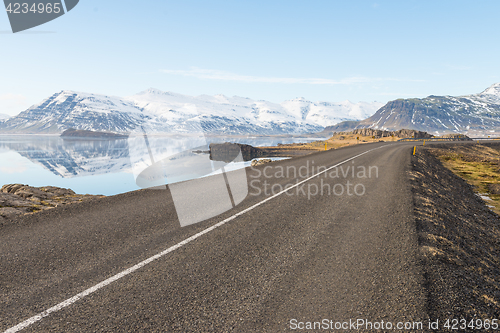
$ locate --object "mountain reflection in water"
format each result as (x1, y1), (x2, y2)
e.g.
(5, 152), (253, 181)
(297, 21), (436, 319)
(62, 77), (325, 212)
(0, 135), (323, 195)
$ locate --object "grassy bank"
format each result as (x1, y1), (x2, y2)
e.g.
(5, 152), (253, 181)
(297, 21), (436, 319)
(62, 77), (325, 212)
(427, 143), (500, 215)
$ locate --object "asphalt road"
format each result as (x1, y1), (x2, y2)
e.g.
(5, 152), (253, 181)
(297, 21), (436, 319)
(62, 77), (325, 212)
(1, 141), (429, 332)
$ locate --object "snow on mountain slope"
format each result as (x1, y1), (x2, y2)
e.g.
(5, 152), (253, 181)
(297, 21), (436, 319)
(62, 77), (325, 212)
(280, 98), (383, 125)
(130, 89), (302, 122)
(126, 88), (311, 134)
(332, 83), (500, 135)
(0, 91), (143, 133)
(468, 82), (500, 107)
(0, 113), (10, 120)
(479, 82), (500, 97)
(0, 88), (382, 135)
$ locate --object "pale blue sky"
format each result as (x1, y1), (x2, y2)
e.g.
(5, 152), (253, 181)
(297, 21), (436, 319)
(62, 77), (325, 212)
(1, 0), (499, 115)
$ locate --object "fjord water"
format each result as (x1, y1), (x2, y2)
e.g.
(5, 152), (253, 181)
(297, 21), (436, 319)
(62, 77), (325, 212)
(0, 135), (321, 196)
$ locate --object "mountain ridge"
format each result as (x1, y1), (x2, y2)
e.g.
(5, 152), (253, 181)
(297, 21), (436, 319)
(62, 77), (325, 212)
(325, 83), (500, 136)
(0, 89), (382, 135)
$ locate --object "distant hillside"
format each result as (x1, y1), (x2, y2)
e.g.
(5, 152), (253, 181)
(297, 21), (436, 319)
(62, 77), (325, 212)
(324, 83), (500, 135)
(316, 121), (360, 136)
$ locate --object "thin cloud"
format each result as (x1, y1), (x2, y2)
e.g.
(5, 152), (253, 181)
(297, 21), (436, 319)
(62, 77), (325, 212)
(0, 93), (29, 116)
(376, 92), (419, 96)
(444, 64), (473, 71)
(160, 67), (414, 85)
(0, 93), (26, 104)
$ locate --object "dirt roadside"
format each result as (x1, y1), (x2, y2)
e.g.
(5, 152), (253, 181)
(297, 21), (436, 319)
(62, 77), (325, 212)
(411, 146), (500, 326)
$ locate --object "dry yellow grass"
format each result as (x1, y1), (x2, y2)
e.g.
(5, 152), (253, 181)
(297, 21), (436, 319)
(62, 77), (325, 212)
(262, 133), (397, 152)
(430, 144), (500, 215)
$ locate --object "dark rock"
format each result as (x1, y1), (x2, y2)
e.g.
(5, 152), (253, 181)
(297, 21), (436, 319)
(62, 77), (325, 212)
(209, 143), (267, 162)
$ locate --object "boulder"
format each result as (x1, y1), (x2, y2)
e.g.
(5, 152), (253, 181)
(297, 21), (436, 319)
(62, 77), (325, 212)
(251, 159), (272, 167)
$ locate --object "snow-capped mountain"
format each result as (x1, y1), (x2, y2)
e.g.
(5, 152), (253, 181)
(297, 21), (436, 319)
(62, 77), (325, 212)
(0, 89), (381, 135)
(0, 91), (143, 134)
(326, 83), (500, 135)
(127, 88), (320, 134)
(281, 98), (383, 125)
(0, 113), (10, 120)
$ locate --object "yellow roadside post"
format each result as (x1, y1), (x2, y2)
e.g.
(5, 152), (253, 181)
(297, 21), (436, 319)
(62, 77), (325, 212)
(423, 140), (425, 146)
(413, 146), (416, 155)
(325, 142), (327, 151)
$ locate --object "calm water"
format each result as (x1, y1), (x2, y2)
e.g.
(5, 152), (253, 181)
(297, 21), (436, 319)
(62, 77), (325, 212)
(0, 135), (324, 196)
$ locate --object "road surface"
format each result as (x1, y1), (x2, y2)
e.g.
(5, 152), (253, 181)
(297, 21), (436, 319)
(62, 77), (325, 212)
(1, 141), (429, 332)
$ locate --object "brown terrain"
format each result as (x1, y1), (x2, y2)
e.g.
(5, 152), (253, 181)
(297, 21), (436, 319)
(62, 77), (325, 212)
(412, 143), (500, 323)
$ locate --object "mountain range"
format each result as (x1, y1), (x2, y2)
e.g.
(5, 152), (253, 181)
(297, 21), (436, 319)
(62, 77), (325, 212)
(0, 89), (382, 135)
(326, 83), (500, 136)
(3, 84), (500, 136)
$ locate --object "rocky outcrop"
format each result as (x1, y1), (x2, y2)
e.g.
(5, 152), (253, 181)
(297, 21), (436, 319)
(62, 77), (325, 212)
(209, 142), (315, 163)
(250, 159), (272, 167)
(355, 128), (425, 138)
(0, 184), (102, 223)
(334, 128), (433, 139)
(209, 143), (268, 162)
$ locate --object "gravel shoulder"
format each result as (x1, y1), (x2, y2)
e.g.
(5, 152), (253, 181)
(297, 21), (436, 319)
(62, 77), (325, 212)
(411, 146), (500, 325)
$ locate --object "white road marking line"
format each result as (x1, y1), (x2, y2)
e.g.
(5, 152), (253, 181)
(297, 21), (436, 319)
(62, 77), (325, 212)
(4, 144), (388, 333)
